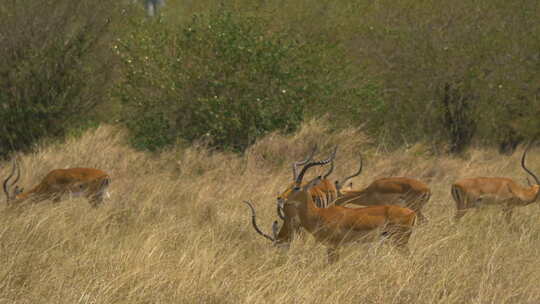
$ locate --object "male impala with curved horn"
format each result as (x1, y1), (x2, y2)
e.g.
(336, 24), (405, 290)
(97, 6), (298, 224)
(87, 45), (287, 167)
(332, 155), (431, 223)
(3, 160), (111, 207)
(245, 159), (417, 263)
(278, 147), (339, 208)
(451, 139), (539, 222)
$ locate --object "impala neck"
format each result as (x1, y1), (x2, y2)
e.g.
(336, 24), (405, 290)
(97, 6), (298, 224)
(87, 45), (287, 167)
(293, 190), (324, 233)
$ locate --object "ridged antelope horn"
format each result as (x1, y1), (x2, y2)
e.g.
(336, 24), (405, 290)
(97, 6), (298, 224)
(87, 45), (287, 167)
(521, 138), (540, 185)
(276, 199), (285, 220)
(323, 146), (338, 179)
(336, 153), (363, 190)
(292, 145), (317, 180)
(244, 201), (275, 242)
(271, 221), (279, 240)
(3, 160), (20, 202)
(295, 157), (333, 187)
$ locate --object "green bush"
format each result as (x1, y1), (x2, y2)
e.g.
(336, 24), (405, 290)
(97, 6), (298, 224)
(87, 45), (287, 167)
(346, 0), (540, 153)
(127, 111), (174, 152)
(116, 8), (355, 152)
(0, 0), (120, 158)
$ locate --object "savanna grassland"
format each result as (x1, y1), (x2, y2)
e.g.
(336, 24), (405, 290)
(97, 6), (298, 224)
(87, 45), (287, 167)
(1, 122), (540, 304)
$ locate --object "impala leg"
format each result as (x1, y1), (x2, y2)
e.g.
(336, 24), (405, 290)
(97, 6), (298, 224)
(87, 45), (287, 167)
(46, 191), (62, 203)
(502, 205), (514, 223)
(416, 210), (428, 224)
(406, 196), (428, 224)
(88, 194), (103, 208)
(394, 244), (411, 256)
(327, 247), (339, 264)
(452, 186), (469, 222)
(454, 198), (469, 222)
(454, 209), (467, 221)
(389, 227), (412, 256)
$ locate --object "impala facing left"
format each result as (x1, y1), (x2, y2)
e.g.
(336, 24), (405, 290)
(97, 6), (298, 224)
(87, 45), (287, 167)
(3, 161), (111, 207)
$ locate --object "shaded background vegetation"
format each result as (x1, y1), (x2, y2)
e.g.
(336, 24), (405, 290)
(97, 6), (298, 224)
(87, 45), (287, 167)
(1, 0), (539, 156)
(0, 0), (124, 156)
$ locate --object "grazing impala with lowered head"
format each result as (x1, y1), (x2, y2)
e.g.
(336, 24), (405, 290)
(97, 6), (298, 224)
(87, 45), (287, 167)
(3, 160), (111, 207)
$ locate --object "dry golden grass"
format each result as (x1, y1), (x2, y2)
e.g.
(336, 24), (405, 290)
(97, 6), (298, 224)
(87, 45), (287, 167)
(1, 121), (540, 303)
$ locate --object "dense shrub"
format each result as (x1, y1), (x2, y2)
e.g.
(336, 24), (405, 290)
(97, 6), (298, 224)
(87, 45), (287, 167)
(348, 0), (540, 152)
(0, 0), (121, 157)
(116, 8), (357, 152)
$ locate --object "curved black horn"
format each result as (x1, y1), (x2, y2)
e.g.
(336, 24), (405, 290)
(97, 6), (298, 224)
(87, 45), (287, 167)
(292, 146), (317, 180)
(244, 201), (275, 242)
(276, 203), (285, 220)
(295, 157), (333, 186)
(323, 146), (338, 179)
(521, 139), (540, 185)
(3, 160), (17, 202)
(11, 159), (20, 187)
(271, 221), (279, 240)
(336, 154), (363, 190)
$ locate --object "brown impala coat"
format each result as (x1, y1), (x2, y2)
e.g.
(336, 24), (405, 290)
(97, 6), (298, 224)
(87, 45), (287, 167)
(278, 146), (339, 208)
(451, 140), (540, 222)
(4, 162), (111, 207)
(334, 177), (431, 223)
(246, 160), (417, 263)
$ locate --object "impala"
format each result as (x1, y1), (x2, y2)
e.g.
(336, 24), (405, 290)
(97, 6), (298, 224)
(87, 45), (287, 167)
(332, 155), (431, 223)
(245, 159), (417, 263)
(278, 147), (339, 208)
(451, 140), (539, 222)
(3, 160), (111, 207)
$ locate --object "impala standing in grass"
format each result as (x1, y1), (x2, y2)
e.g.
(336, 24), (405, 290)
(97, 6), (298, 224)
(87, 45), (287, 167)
(246, 159), (417, 263)
(451, 139), (540, 222)
(332, 155), (431, 223)
(278, 146), (339, 209)
(3, 160), (111, 207)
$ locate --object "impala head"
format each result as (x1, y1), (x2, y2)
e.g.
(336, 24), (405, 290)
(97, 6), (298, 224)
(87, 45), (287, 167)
(277, 146), (337, 202)
(521, 138), (540, 194)
(335, 153), (363, 195)
(281, 159), (332, 207)
(246, 156), (333, 249)
(3, 160), (24, 204)
(243, 200), (293, 249)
